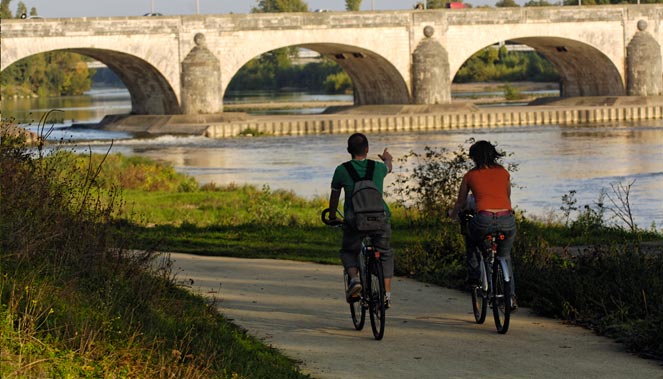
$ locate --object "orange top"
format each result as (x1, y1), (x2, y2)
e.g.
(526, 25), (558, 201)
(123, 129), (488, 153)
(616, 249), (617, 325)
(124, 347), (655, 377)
(464, 166), (511, 211)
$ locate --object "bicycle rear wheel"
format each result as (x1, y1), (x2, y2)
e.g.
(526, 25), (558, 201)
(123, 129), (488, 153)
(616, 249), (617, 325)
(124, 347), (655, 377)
(368, 258), (386, 340)
(344, 271), (365, 330)
(492, 261), (511, 334)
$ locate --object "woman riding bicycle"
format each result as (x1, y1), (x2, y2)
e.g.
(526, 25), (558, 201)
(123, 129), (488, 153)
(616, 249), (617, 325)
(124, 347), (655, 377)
(450, 140), (518, 311)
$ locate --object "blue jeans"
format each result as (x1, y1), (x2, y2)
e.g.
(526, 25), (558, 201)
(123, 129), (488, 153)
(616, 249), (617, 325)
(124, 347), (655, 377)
(466, 212), (517, 296)
(340, 224), (393, 278)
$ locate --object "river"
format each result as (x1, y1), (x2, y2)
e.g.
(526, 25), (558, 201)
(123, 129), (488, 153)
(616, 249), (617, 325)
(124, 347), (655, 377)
(2, 88), (662, 228)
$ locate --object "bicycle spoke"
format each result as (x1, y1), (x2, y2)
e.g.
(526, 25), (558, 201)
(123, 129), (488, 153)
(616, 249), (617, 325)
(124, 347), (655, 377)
(368, 259), (386, 340)
(345, 271), (365, 330)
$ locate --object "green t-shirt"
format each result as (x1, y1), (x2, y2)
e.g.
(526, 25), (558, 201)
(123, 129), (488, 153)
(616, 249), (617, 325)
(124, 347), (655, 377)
(331, 159), (391, 218)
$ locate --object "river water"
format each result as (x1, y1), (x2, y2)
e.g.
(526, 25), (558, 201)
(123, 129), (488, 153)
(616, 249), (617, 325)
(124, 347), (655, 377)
(2, 88), (662, 228)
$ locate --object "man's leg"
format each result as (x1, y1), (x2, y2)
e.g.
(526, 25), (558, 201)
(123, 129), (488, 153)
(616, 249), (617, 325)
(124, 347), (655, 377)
(340, 226), (363, 298)
(372, 224), (393, 305)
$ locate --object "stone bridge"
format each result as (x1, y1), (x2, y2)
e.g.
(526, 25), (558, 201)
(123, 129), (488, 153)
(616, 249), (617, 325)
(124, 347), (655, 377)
(2, 5), (663, 115)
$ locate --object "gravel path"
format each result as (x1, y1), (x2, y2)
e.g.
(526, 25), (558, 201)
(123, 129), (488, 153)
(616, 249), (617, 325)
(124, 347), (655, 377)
(169, 253), (663, 379)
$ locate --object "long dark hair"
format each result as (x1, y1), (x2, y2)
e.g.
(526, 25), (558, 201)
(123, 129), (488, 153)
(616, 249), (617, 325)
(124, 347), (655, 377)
(469, 140), (503, 168)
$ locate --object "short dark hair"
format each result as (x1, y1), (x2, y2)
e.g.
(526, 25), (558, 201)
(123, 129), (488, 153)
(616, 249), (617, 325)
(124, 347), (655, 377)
(347, 133), (368, 157)
(469, 140), (503, 168)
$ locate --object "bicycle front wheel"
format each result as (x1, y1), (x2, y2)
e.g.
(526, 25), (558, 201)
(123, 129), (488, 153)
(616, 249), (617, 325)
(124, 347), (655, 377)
(344, 271), (365, 330)
(492, 261), (511, 334)
(471, 265), (488, 324)
(368, 258), (386, 340)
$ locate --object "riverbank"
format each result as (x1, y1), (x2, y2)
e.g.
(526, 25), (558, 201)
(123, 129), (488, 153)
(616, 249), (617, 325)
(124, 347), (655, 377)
(80, 79), (662, 137)
(93, 95), (663, 138)
(210, 95), (663, 137)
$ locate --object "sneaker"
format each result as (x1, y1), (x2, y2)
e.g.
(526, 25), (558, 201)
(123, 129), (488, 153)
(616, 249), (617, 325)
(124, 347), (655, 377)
(346, 277), (362, 300)
(384, 298), (392, 309)
(510, 295), (518, 312)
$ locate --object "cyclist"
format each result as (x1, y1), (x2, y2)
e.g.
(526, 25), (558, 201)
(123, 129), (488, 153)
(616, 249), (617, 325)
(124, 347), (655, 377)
(327, 133), (394, 307)
(450, 140), (518, 311)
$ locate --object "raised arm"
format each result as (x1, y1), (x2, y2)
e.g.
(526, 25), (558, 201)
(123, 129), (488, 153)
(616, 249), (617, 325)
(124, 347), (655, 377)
(378, 148), (393, 173)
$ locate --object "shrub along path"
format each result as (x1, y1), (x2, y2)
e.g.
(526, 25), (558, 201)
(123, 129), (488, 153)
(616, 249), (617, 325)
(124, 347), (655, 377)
(169, 253), (662, 379)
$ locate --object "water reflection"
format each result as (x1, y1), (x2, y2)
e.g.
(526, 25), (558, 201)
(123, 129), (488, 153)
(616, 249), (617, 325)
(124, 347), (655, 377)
(96, 125), (663, 227)
(1, 88), (132, 126)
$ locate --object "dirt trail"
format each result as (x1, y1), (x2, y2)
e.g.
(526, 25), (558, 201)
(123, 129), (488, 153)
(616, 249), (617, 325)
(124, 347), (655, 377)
(169, 253), (663, 379)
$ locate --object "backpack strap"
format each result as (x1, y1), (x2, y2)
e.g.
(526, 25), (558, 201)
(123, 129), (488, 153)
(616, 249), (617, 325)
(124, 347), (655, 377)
(343, 160), (375, 183)
(364, 160), (375, 180)
(343, 161), (361, 182)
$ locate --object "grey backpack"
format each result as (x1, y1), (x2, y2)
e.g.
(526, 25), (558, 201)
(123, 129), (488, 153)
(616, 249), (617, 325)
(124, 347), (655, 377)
(343, 160), (387, 232)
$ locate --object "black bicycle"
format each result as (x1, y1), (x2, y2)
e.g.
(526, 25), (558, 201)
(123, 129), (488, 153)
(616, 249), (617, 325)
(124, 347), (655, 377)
(322, 208), (386, 340)
(460, 211), (512, 334)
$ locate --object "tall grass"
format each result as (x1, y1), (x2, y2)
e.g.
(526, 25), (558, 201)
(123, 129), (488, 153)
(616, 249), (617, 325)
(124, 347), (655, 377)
(0, 119), (309, 378)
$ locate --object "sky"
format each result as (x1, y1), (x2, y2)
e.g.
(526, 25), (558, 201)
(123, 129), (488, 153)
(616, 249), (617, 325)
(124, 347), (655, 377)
(15, 0), (496, 18)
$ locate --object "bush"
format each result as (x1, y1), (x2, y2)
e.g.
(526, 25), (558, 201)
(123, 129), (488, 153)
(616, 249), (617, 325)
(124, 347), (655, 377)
(391, 140), (517, 224)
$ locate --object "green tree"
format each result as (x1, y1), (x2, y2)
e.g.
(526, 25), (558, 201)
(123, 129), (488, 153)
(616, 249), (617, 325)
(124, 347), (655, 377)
(252, 0), (308, 13)
(496, 0), (520, 6)
(15, 0), (25, 17)
(524, 0), (552, 5)
(1, 52), (93, 97)
(323, 71), (352, 93)
(246, 0), (309, 92)
(1, 0), (13, 18)
(427, 0), (467, 7)
(346, 0), (362, 11)
(454, 47), (558, 83)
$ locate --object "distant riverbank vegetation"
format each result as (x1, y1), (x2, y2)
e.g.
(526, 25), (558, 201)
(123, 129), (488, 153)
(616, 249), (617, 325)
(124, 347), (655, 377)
(226, 45), (558, 95)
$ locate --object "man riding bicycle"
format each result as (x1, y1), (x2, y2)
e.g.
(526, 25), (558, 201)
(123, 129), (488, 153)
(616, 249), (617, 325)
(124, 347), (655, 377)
(327, 133), (394, 308)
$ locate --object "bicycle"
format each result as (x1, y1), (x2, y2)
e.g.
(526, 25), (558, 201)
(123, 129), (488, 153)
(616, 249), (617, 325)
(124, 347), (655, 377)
(321, 208), (387, 340)
(460, 211), (513, 334)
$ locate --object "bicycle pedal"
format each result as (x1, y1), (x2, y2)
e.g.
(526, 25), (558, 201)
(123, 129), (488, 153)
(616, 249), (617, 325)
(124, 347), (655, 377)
(347, 295), (361, 304)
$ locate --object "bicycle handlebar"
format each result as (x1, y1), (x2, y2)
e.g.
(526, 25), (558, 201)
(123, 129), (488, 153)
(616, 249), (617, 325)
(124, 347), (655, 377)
(321, 208), (344, 227)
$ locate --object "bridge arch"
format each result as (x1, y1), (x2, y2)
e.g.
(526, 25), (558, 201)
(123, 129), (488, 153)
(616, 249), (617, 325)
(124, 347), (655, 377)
(450, 35), (625, 97)
(225, 43), (410, 106)
(509, 37), (624, 96)
(2, 48), (181, 115)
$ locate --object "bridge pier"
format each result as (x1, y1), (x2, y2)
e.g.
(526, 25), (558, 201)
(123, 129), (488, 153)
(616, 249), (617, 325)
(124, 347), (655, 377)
(181, 33), (222, 114)
(626, 20), (662, 96)
(412, 26), (451, 104)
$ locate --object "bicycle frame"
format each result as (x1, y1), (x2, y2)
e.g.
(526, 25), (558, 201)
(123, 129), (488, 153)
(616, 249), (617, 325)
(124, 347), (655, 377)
(478, 233), (511, 292)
